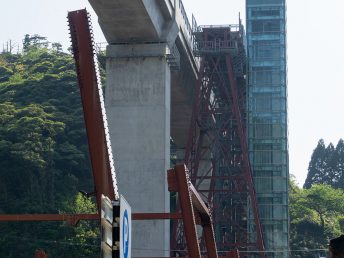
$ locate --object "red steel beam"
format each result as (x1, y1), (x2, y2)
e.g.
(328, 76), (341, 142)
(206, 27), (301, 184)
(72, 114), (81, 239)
(68, 9), (118, 210)
(132, 213), (182, 220)
(170, 165), (218, 258)
(189, 184), (217, 258)
(225, 55), (265, 258)
(0, 213), (183, 223)
(172, 165), (201, 258)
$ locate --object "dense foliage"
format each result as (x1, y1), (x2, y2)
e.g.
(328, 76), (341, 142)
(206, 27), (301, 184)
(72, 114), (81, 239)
(290, 178), (344, 256)
(304, 139), (344, 189)
(290, 138), (344, 257)
(0, 35), (100, 257)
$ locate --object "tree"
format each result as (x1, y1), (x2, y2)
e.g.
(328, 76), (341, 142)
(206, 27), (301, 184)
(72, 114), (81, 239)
(299, 185), (344, 230)
(22, 34), (31, 51)
(304, 139), (344, 190)
(332, 139), (344, 189)
(51, 42), (63, 53)
(304, 139), (326, 188)
(0, 36), (99, 257)
(290, 182), (344, 255)
(22, 34), (48, 51)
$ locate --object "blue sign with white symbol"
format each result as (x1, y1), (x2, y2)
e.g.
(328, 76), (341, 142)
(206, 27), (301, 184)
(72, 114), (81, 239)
(120, 196), (131, 258)
(122, 210), (129, 258)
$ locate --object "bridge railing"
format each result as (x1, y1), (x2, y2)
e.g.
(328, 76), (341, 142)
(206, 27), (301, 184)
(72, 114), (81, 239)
(194, 40), (239, 52)
(170, 0), (193, 52)
(178, 0), (192, 37)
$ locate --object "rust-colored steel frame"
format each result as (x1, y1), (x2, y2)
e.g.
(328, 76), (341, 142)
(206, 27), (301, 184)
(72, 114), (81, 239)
(168, 164), (218, 258)
(225, 55), (264, 254)
(175, 25), (265, 257)
(68, 9), (118, 210)
(0, 213), (182, 223)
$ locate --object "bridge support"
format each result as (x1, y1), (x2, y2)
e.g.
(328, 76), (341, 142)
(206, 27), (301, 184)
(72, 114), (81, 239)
(105, 43), (171, 257)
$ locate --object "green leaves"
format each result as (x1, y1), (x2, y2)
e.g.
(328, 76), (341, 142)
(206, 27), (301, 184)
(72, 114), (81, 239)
(299, 185), (344, 228)
(305, 139), (344, 189)
(0, 103), (64, 169)
(290, 182), (344, 252)
(0, 36), (98, 257)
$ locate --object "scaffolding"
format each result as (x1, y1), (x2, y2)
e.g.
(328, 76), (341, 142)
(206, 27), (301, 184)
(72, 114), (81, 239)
(246, 1), (289, 257)
(172, 19), (265, 257)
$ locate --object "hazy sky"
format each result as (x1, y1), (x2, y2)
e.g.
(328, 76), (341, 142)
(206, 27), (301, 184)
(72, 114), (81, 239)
(1, 0), (344, 186)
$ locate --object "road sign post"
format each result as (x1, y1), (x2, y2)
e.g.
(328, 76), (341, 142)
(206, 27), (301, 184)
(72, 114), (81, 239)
(101, 194), (131, 258)
(101, 195), (120, 258)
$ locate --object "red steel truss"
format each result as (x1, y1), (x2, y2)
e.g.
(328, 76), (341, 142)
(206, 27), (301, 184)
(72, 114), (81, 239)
(173, 21), (265, 257)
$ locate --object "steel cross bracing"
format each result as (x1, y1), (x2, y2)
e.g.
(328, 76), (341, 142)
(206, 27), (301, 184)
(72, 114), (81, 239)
(172, 24), (265, 257)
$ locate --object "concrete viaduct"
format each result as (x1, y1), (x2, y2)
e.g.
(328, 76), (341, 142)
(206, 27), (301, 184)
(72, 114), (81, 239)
(88, 0), (198, 256)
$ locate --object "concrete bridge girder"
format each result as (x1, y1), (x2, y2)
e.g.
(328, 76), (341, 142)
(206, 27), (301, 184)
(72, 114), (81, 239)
(88, 0), (199, 256)
(88, 0), (178, 44)
(88, 0), (198, 148)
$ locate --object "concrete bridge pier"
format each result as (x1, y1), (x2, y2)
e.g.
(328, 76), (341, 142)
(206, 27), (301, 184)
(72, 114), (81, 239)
(105, 43), (173, 257)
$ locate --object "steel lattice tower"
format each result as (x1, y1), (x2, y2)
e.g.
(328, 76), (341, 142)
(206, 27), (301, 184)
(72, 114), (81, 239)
(172, 19), (265, 258)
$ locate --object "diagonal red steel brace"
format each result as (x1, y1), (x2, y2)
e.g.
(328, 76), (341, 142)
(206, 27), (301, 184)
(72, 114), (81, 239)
(168, 164), (218, 258)
(225, 54), (265, 258)
(68, 9), (119, 211)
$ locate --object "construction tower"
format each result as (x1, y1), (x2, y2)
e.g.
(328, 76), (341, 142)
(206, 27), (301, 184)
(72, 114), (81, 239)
(172, 18), (265, 257)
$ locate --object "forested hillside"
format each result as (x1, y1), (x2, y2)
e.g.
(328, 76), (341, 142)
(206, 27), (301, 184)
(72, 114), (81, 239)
(0, 35), (100, 257)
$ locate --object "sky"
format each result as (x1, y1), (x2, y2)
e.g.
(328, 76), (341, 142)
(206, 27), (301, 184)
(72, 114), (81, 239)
(1, 0), (344, 186)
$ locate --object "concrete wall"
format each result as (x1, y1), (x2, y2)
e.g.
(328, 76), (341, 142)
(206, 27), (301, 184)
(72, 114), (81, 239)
(105, 43), (171, 257)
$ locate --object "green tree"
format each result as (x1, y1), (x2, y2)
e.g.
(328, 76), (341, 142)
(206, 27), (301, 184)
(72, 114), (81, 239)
(0, 36), (99, 257)
(332, 139), (344, 189)
(23, 34), (48, 51)
(304, 139), (344, 190)
(290, 181), (344, 255)
(304, 139), (326, 188)
(52, 42), (63, 53)
(299, 185), (344, 230)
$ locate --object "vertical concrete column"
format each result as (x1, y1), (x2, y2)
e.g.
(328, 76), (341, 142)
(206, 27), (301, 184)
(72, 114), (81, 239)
(105, 43), (171, 257)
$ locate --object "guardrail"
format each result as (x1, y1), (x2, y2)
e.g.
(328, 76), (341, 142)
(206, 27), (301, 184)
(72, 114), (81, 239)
(172, 0), (193, 52)
(195, 40), (238, 50)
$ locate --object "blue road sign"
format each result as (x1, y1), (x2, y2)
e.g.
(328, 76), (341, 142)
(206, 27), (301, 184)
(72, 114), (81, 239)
(120, 195), (131, 258)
